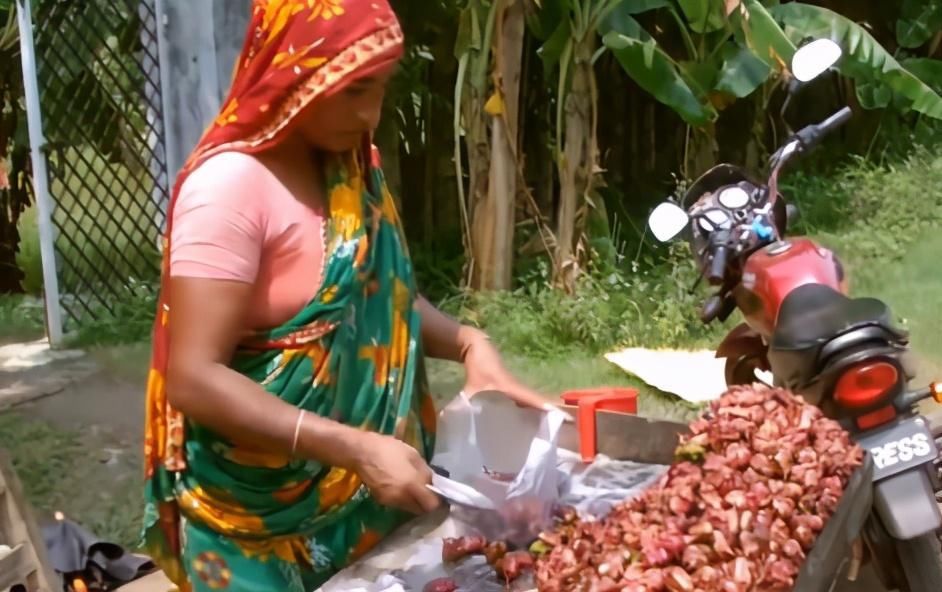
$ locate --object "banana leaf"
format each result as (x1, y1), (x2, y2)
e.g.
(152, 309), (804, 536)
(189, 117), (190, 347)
(897, 0), (942, 50)
(714, 43), (771, 98)
(771, 2), (942, 120)
(854, 80), (893, 110)
(900, 58), (942, 94)
(602, 15), (717, 126)
(538, 17), (572, 71)
(736, 0), (795, 69)
(598, 0), (673, 38)
(678, 0), (726, 33)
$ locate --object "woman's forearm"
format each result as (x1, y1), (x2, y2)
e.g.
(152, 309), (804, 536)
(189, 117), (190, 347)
(416, 296), (486, 363)
(167, 364), (366, 469)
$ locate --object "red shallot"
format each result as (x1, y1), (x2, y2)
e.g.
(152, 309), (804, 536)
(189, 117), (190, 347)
(534, 385), (863, 591)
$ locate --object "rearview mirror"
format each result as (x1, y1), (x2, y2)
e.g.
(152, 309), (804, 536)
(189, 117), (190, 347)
(791, 39), (842, 83)
(648, 202), (689, 242)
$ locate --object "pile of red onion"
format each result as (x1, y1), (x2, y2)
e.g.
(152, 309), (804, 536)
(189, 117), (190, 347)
(534, 385), (864, 591)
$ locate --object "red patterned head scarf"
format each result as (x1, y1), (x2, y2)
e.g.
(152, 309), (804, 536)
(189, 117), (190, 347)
(145, 0), (403, 509)
(181, 0), (403, 184)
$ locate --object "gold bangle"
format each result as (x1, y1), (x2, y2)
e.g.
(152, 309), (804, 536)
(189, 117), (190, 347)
(291, 409), (306, 456)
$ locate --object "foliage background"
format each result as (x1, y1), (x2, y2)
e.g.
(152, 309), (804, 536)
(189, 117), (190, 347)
(1, 0), (942, 354)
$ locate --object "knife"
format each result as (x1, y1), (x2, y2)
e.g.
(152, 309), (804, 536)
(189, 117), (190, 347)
(427, 468), (496, 510)
(427, 466), (549, 547)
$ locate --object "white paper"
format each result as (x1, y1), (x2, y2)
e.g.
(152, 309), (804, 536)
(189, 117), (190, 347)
(604, 348), (729, 403)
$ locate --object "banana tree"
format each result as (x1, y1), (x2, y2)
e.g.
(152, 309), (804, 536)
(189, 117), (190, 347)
(525, 0), (604, 291)
(454, 0), (528, 291)
(897, 0), (942, 52)
(532, 0), (768, 289)
(761, 1), (942, 118)
(602, 0), (942, 134)
(0, 0), (31, 293)
(600, 0), (942, 177)
(458, 0), (942, 293)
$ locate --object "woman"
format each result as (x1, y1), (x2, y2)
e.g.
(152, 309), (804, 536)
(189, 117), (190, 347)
(142, 1), (550, 590)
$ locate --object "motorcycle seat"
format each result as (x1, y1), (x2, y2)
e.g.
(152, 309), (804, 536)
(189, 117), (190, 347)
(770, 283), (895, 352)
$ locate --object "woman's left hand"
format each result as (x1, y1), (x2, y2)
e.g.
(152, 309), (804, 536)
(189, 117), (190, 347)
(460, 331), (555, 411)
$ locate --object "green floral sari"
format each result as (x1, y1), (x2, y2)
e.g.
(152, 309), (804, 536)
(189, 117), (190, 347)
(143, 151), (437, 591)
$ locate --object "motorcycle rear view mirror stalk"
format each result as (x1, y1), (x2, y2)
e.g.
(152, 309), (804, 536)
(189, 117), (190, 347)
(780, 38), (843, 132)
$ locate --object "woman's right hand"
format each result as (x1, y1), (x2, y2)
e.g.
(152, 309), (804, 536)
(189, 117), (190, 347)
(350, 431), (442, 515)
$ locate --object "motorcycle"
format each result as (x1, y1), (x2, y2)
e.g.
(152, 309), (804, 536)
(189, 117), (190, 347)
(647, 39), (942, 591)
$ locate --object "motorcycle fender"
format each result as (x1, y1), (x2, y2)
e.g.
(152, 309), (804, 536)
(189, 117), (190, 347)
(715, 323), (768, 366)
(873, 469), (942, 540)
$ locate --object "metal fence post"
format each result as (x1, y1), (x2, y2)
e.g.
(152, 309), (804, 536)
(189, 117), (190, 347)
(16, 0), (63, 346)
(153, 0), (175, 234)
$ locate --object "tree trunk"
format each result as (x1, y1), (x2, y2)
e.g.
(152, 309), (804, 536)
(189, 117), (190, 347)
(685, 125), (718, 180)
(469, 0), (524, 290)
(0, 75), (29, 294)
(554, 35), (597, 292)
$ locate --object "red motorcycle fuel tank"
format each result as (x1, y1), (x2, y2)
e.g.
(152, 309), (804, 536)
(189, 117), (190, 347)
(735, 238), (845, 338)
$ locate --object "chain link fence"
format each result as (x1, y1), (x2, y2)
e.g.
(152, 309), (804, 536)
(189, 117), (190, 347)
(31, 0), (168, 328)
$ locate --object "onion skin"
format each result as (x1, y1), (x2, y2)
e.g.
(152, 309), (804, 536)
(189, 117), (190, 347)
(495, 550), (535, 583)
(441, 535), (487, 563)
(423, 577), (459, 592)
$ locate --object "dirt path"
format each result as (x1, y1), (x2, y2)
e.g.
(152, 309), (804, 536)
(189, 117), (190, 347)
(0, 343), (144, 551)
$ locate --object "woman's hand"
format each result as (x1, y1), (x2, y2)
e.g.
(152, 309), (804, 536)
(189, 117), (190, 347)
(414, 297), (566, 414)
(460, 329), (554, 411)
(349, 431), (442, 515)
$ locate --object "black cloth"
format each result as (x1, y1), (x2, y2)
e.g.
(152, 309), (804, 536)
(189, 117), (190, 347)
(41, 518), (153, 588)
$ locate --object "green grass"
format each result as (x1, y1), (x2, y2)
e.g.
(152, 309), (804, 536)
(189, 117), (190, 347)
(0, 294), (45, 344)
(843, 231), (942, 378)
(796, 148), (942, 373)
(16, 147), (162, 299)
(0, 412), (143, 548)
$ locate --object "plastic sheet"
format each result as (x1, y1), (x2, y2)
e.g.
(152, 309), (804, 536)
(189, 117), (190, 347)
(319, 393), (669, 592)
(557, 452), (669, 519)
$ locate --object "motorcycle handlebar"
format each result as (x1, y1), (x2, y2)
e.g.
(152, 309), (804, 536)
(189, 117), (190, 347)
(795, 107), (853, 151)
(707, 245), (728, 286)
(818, 107), (853, 134)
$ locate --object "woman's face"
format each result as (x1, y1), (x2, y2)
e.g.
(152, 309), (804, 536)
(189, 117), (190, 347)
(294, 61), (397, 153)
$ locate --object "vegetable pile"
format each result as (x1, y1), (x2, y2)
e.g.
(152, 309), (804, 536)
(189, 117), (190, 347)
(438, 505), (579, 587)
(534, 385), (864, 591)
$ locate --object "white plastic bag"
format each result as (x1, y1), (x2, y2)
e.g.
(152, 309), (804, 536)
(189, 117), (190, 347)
(430, 392), (483, 482)
(432, 391), (561, 481)
(430, 391), (567, 544)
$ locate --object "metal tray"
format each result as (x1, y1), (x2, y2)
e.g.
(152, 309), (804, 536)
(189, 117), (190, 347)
(793, 455), (874, 591)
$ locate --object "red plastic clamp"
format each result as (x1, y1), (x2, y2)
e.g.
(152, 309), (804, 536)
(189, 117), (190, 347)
(561, 387), (639, 462)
